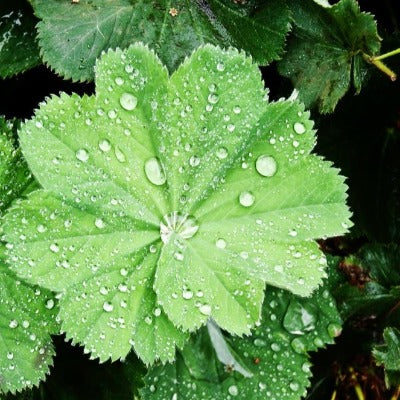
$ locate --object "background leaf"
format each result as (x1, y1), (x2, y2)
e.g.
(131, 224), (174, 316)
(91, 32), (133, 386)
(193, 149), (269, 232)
(0, 0), (41, 79)
(142, 282), (342, 400)
(278, 0), (381, 113)
(31, 0), (290, 81)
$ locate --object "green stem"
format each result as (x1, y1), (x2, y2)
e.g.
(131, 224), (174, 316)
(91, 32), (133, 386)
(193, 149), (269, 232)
(354, 383), (365, 400)
(391, 385), (400, 400)
(363, 53), (397, 81)
(373, 48), (400, 61)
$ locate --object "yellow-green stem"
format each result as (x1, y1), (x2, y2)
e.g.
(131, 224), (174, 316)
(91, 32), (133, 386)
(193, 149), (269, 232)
(363, 53), (397, 81)
(373, 48), (400, 61)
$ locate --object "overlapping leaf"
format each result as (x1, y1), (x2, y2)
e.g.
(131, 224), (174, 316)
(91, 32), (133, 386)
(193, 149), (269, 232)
(278, 0), (381, 113)
(141, 283), (342, 400)
(0, 121), (57, 394)
(0, 0), (41, 78)
(31, 0), (290, 81)
(2, 44), (351, 364)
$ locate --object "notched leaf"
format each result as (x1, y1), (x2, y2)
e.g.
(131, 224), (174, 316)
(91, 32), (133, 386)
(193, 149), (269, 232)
(2, 43), (351, 364)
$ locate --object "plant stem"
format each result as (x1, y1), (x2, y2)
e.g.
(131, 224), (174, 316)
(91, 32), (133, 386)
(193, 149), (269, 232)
(391, 385), (400, 400)
(354, 383), (365, 400)
(330, 390), (337, 400)
(363, 53), (397, 81)
(373, 48), (400, 61)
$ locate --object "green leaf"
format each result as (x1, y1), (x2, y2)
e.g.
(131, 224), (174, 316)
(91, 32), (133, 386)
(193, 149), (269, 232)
(278, 0), (381, 113)
(332, 244), (400, 321)
(0, 118), (32, 217)
(0, 0), (41, 78)
(2, 44), (351, 363)
(31, 0), (290, 81)
(141, 283), (342, 400)
(0, 260), (58, 394)
(373, 327), (400, 387)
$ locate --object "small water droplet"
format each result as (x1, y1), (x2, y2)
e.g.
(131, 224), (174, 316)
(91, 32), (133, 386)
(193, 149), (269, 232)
(228, 385), (238, 396)
(216, 147), (228, 159)
(119, 93), (138, 111)
(208, 93), (219, 104)
(216, 62), (225, 72)
(253, 338), (266, 347)
(255, 155), (277, 177)
(95, 218), (105, 229)
(239, 191), (255, 207)
(189, 155), (200, 167)
(144, 157), (166, 186)
(103, 302), (113, 312)
(50, 243), (59, 253)
(45, 299), (55, 309)
(7, 352), (14, 360)
(76, 149), (89, 162)
(215, 238), (226, 249)
(199, 304), (211, 315)
(233, 105), (241, 114)
(293, 122), (306, 134)
(291, 338), (306, 354)
(289, 381), (299, 392)
(182, 289), (193, 299)
(99, 139), (111, 152)
(9, 320), (18, 329)
(114, 146), (126, 163)
(271, 342), (281, 352)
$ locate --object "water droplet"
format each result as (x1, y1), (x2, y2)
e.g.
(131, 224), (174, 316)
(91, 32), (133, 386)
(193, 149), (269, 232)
(220, 384), (238, 399)
(199, 304), (211, 316)
(216, 62), (225, 72)
(254, 338), (266, 347)
(7, 352), (14, 360)
(174, 251), (184, 261)
(50, 243), (59, 253)
(255, 155), (277, 177)
(216, 147), (228, 159)
(233, 105), (241, 114)
(271, 342), (281, 352)
(294, 122), (306, 134)
(76, 149), (89, 162)
(9, 320), (18, 329)
(37, 224), (46, 233)
(182, 289), (193, 299)
(95, 218), (105, 229)
(208, 93), (219, 104)
(160, 212), (199, 244)
(99, 139), (111, 152)
(154, 308), (162, 317)
(144, 157), (166, 186)
(283, 300), (318, 335)
(103, 302), (113, 312)
(45, 299), (55, 309)
(189, 155), (200, 167)
(119, 93), (138, 111)
(327, 323), (342, 338)
(289, 381), (299, 392)
(291, 338), (306, 354)
(289, 229), (298, 237)
(114, 146), (126, 163)
(227, 124), (235, 132)
(215, 238), (226, 249)
(239, 191), (255, 207)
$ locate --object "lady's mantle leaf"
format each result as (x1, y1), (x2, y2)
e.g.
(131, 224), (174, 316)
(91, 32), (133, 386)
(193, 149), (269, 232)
(0, 259), (58, 394)
(0, 0), (41, 78)
(278, 0), (381, 113)
(2, 44), (351, 363)
(31, 0), (290, 81)
(141, 283), (342, 400)
(0, 118), (32, 216)
(373, 327), (400, 387)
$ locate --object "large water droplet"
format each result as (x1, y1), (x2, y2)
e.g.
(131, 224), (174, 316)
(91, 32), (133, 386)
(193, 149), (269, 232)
(199, 304), (211, 315)
(189, 155), (200, 167)
(216, 147), (228, 159)
(119, 93), (138, 111)
(103, 302), (113, 312)
(283, 300), (318, 335)
(114, 146), (126, 163)
(215, 238), (226, 249)
(293, 122), (306, 134)
(144, 157), (166, 186)
(160, 212), (199, 244)
(255, 155), (277, 177)
(228, 385), (238, 396)
(76, 149), (89, 162)
(239, 191), (255, 207)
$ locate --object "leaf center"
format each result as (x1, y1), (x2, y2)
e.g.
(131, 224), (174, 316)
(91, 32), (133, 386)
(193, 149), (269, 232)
(160, 211), (199, 244)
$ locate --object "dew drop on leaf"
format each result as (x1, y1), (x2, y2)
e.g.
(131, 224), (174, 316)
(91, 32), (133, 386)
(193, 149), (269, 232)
(160, 212), (199, 244)
(144, 157), (166, 186)
(216, 147), (228, 159)
(283, 300), (318, 335)
(239, 191), (255, 207)
(75, 148), (89, 162)
(255, 155), (277, 177)
(98, 139), (111, 152)
(189, 155), (200, 167)
(293, 122), (306, 134)
(102, 302), (113, 312)
(199, 304), (212, 316)
(119, 92), (138, 111)
(228, 385), (238, 396)
(215, 238), (227, 249)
